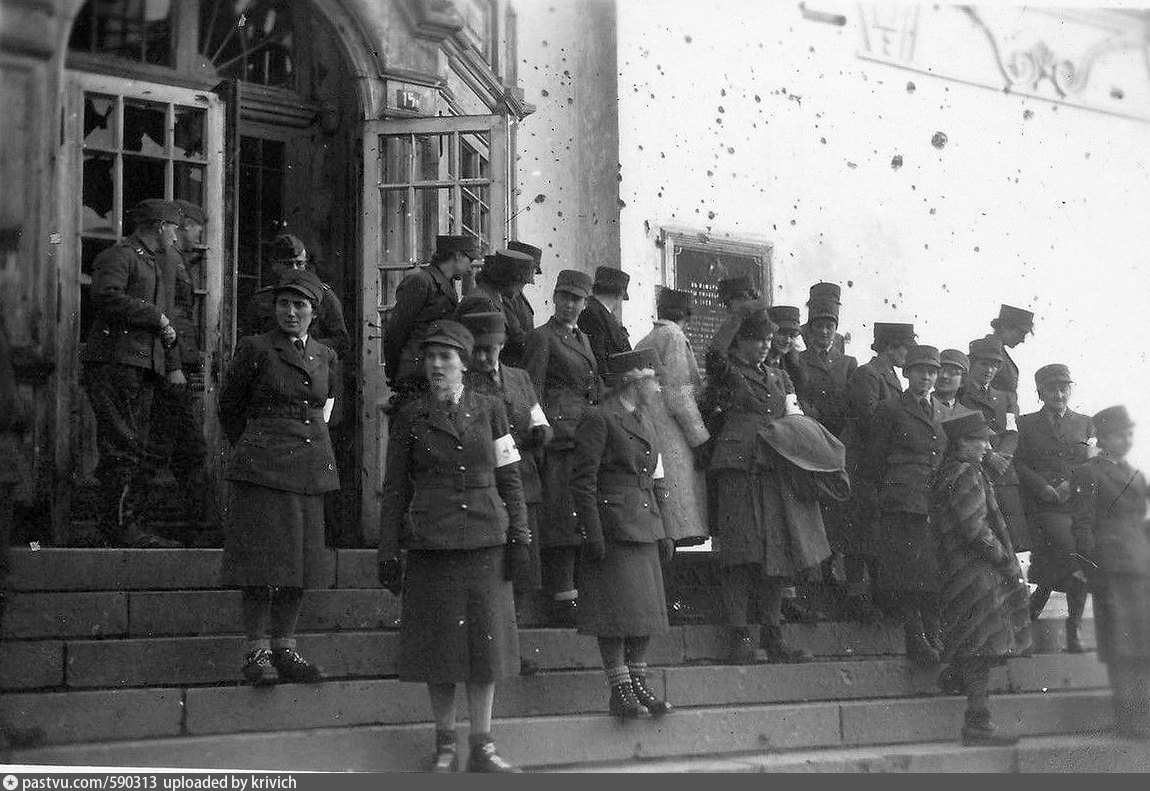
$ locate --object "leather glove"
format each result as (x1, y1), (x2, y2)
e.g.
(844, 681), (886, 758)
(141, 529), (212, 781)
(378, 554), (403, 595)
(505, 541), (534, 587)
(582, 538), (606, 563)
(658, 537), (675, 565)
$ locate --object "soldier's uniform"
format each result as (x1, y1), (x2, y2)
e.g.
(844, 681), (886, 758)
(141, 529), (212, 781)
(243, 278), (349, 359)
(985, 304), (1035, 415)
(80, 199), (184, 547)
(503, 241), (541, 369)
(577, 267), (632, 377)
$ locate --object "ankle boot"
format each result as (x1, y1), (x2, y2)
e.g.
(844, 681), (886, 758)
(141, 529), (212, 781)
(761, 624), (814, 664)
(1065, 619), (1087, 653)
(429, 730), (458, 773)
(961, 708), (1018, 746)
(608, 680), (650, 719)
(630, 673), (672, 716)
(904, 629), (941, 669)
(468, 739), (520, 773)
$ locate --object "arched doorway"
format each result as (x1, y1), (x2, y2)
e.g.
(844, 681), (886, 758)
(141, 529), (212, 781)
(58, 0), (368, 546)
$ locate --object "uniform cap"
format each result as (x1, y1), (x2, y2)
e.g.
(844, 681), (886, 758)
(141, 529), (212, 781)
(994, 304), (1035, 333)
(807, 282), (842, 305)
(968, 337), (1005, 363)
(1094, 405), (1134, 435)
(656, 287), (692, 316)
(904, 344), (941, 370)
(807, 298), (840, 324)
(458, 311), (506, 347)
(456, 293), (502, 319)
(507, 240), (543, 277)
(593, 266), (631, 299)
(421, 319), (474, 359)
(129, 199), (182, 226)
(482, 249), (535, 285)
(942, 410), (993, 441)
(718, 276), (755, 301)
(768, 305), (802, 332)
(1035, 363), (1073, 388)
(436, 235), (483, 260)
(608, 348), (659, 382)
(737, 311), (778, 341)
(270, 234), (307, 261)
(554, 269), (593, 298)
(266, 268), (323, 304)
(873, 322), (916, 347)
(940, 349), (970, 372)
(173, 199), (205, 225)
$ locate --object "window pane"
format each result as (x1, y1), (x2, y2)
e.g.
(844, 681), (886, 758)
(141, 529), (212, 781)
(174, 106), (205, 160)
(82, 153), (116, 234)
(381, 134), (412, 185)
(380, 188), (409, 263)
(174, 162), (205, 205)
(201, 0), (296, 89)
(67, 0), (174, 66)
(121, 155), (166, 228)
(415, 133), (454, 181)
(414, 186), (454, 259)
(461, 133), (490, 180)
(83, 94), (117, 150)
(123, 99), (166, 155)
(461, 184), (490, 245)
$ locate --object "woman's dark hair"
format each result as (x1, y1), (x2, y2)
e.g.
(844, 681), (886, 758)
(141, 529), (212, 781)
(657, 304), (691, 323)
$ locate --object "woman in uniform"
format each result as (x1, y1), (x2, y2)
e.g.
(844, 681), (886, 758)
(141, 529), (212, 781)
(571, 348), (675, 718)
(218, 269), (339, 686)
(866, 345), (947, 667)
(704, 307), (822, 666)
(522, 269), (603, 626)
(377, 320), (531, 773)
(1072, 405), (1150, 739)
(931, 411), (1031, 746)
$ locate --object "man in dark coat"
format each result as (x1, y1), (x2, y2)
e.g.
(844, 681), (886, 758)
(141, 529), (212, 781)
(504, 240), (543, 368)
(1015, 363), (1094, 649)
(984, 304), (1034, 414)
(384, 235), (481, 396)
(523, 269), (603, 625)
(470, 249), (537, 369)
(838, 322), (915, 620)
(577, 266), (632, 377)
(81, 199), (184, 548)
(958, 337), (1030, 553)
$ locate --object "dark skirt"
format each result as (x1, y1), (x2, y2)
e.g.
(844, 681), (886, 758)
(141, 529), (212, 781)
(844, 479), (880, 557)
(538, 449), (582, 547)
(1094, 572), (1150, 665)
(1027, 510), (1078, 590)
(873, 511), (940, 593)
(513, 504), (543, 594)
(577, 541), (669, 637)
(995, 483), (1031, 552)
(398, 546), (519, 683)
(220, 481), (326, 588)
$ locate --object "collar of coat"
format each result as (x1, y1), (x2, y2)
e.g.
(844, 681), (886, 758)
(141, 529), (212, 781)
(426, 263), (458, 303)
(546, 315), (597, 368)
(270, 331), (325, 376)
(802, 344), (841, 369)
(411, 388), (483, 440)
(898, 389), (941, 427)
(604, 397), (652, 447)
(958, 383), (1001, 410)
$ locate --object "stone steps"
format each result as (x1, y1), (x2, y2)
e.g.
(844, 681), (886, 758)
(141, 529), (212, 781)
(6, 689), (1113, 771)
(0, 652), (1107, 747)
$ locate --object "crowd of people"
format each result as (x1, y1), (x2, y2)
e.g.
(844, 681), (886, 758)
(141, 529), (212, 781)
(23, 199), (1149, 771)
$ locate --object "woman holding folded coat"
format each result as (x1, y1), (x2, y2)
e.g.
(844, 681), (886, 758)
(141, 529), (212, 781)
(377, 319), (531, 773)
(571, 348), (675, 719)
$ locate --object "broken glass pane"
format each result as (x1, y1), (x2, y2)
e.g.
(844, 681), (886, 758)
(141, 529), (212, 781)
(123, 99), (166, 156)
(121, 155), (166, 228)
(174, 162), (205, 205)
(174, 105), (205, 159)
(83, 94), (117, 151)
(81, 152), (115, 234)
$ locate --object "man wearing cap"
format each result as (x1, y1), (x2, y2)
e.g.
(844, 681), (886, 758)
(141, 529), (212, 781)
(838, 322), (915, 622)
(932, 350), (970, 420)
(958, 337), (1030, 554)
(1071, 405), (1150, 738)
(471, 249), (537, 368)
(800, 282), (846, 356)
(505, 240), (542, 366)
(866, 344), (947, 667)
(80, 199), (184, 549)
(149, 200), (208, 511)
(931, 410), (1030, 747)
(459, 306), (553, 676)
(578, 265), (633, 376)
(984, 304), (1035, 414)
(522, 269), (603, 625)
(385, 235), (482, 397)
(1015, 364), (1094, 648)
(243, 233), (350, 360)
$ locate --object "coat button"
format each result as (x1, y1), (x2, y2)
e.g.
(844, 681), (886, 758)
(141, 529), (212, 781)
(303, 419), (311, 425)
(456, 445), (464, 451)
(303, 379), (310, 386)
(459, 465), (466, 471)
(305, 438), (312, 444)
(643, 502), (649, 508)
(461, 503), (469, 510)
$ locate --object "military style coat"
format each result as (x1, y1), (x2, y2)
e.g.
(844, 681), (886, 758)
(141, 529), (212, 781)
(1015, 409), (1094, 513)
(865, 391), (947, 515)
(984, 334), (1021, 414)
(522, 316), (603, 450)
(465, 364), (550, 504)
(384, 263), (459, 384)
(502, 291), (535, 368)
(571, 400), (669, 546)
(244, 280), (350, 360)
(932, 394), (969, 421)
(1072, 455), (1150, 576)
(162, 248), (200, 369)
(82, 234), (179, 377)
(378, 388), (529, 556)
(795, 345), (858, 436)
(841, 356), (903, 458)
(577, 295), (631, 375)
(218, 331), (339, 495)
(704, 350), (794, 472)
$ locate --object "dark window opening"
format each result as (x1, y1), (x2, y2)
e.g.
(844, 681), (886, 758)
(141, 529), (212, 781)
(69, 0), (175, 66)
(200, 0), (296, 89)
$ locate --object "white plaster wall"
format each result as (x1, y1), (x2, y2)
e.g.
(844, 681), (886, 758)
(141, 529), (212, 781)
(614, 0), (1150, 467)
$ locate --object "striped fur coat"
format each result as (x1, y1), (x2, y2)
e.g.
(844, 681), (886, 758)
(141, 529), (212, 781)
(930, 458), (1032, 661)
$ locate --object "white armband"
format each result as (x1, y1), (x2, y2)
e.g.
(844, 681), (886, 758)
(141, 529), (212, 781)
(784, 393), (804, 416)
(529, 402), (550, 428)
(493, 433), (521, 467)
(1005, 413), (1017, 432)
(653, 453), (666, 480)
(323, 398), (335, 423)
